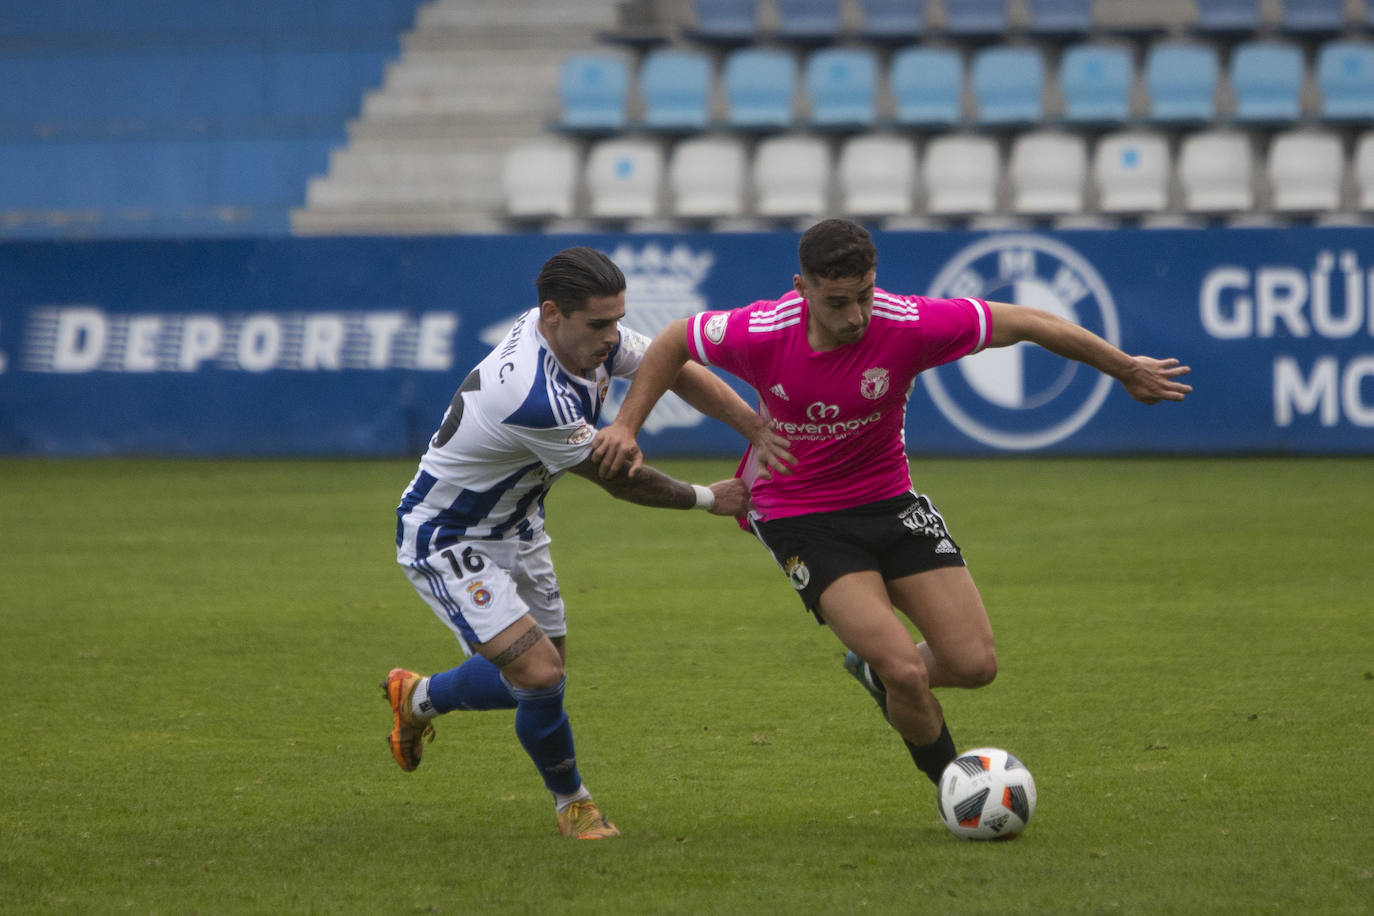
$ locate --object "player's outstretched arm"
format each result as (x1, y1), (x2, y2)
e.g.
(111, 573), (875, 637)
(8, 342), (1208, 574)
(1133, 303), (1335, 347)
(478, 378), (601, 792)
(568, 457), (749, 516)
(670, 362), (795, 480)
(986, 302), (1193, 405)
(592, 320), (693, 479)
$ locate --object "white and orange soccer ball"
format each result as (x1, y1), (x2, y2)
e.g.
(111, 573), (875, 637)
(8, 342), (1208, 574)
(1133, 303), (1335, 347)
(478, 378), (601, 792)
(937, 747), (1037, 840)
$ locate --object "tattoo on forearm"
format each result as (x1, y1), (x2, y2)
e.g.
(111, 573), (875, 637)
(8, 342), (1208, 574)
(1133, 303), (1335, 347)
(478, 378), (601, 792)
(488, 625), (545, 669)
(602, 465), (693, 509)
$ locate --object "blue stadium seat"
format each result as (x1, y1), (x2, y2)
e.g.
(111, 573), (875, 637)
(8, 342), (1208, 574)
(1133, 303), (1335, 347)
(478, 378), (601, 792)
(1145, 41), (1219, 123)
(1059, 43), (1133, 125)
(859, 0), (926, 41)
(1025, 0), (1093, 37)
(774, 0), (843, 42)
(557, 53), (630, 131)
(722, 48), (798, 130)
(1316, 41), (1374, 122)
(1194, 0), (1261, 34)
(890, 46), (963, 127)
(971, 45), (1044, 126)
(1280, 0), (1348, 34)
(688, 0), (760, 43)
(639, 48), (713, 131)
(1230, 41), (1304, 124)
(943, 0), (1009, 37)
(804, 47), (878, 128)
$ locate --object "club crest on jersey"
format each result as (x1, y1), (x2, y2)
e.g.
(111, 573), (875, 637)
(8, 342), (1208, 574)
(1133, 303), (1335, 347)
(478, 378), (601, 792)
(466, 581), (493, 607)
(923, 234), (1121, 450)
(860, 367), (890, 400)
(705, 313), (728, 344)
(784, 555), (811, 590)
(567, 424), (594, 446)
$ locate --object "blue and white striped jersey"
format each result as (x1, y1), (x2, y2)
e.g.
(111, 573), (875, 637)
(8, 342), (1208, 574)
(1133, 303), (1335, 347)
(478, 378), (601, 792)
(396, 307), (649, 562)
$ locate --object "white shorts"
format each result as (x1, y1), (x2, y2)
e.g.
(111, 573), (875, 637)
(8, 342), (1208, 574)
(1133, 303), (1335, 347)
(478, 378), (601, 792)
(402, 530), (566, 656)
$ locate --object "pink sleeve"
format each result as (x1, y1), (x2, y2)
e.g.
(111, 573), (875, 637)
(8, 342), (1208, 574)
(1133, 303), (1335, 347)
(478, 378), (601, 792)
(685, 309), (752, 379)
(911, 296), (994, 368)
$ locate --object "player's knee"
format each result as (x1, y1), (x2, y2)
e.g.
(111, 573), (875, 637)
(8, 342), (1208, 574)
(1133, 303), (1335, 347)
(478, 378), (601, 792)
(876, 656), (931, 697)
(954, 645), (997, 688)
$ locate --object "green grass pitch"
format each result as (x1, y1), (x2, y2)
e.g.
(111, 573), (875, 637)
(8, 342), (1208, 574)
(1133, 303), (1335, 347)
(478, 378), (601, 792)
(1, 456), (1371, 914)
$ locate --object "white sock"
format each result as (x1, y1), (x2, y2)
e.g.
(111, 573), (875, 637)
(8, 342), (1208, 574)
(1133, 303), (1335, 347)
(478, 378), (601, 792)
(409, 677), (437, 722)
(554, 784), (592, 813)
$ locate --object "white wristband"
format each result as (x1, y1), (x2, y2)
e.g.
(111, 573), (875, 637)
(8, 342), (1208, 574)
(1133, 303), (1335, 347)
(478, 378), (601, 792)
(691, 484), (715, 511)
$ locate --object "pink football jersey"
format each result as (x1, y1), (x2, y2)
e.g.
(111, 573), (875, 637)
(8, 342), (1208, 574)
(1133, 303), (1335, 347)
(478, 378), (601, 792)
(687, 288), (992, 521)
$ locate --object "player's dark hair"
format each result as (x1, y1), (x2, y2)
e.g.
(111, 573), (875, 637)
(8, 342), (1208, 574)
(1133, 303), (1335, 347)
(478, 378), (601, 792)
(798, 218), (877, 281)
(536, 247), (626, 315)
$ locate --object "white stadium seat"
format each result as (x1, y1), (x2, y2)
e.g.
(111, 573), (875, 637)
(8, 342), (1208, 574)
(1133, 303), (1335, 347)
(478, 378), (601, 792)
(1358, 133), (1374, 211)
(669, 136), (748, 219)
(837, 133), (917, 217)
(1009, 131), (1087, 215)
(753, 134), (830, 218)
(501, 140), (580, 220)
(1268, 130), (1344, 213)
(922, 134), (999, 216)
(585, 138), (664, 219)
(1178, 130), (1254, 214)
(1094, 131), (1171, 215)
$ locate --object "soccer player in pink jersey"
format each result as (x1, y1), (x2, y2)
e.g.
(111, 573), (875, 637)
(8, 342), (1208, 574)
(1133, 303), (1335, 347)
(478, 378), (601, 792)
(593, 218), (1191, 795)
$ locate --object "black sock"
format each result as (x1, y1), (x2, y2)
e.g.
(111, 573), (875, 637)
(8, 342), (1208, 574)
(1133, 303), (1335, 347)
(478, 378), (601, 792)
(904, 720), (956, 786)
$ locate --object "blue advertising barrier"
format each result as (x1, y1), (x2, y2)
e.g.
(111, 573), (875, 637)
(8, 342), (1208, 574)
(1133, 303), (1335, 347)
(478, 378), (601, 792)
(1, 228), (1372, 456)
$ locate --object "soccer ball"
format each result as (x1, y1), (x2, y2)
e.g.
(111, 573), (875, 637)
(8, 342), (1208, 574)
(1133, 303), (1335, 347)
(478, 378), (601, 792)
(937, 747), (1037, 840)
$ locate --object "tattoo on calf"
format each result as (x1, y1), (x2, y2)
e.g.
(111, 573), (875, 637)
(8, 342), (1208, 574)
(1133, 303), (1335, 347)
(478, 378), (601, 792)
(489, 625), (544, 669)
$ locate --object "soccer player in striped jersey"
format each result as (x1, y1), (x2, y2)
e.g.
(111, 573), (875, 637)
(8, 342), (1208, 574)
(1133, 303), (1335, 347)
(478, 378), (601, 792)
(386, 247), (789, 839)
(592, 219), (1191, 797)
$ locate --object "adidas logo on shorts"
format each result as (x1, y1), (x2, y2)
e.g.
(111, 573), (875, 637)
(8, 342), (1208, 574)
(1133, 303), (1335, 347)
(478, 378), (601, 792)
(934, 538), (957, 555)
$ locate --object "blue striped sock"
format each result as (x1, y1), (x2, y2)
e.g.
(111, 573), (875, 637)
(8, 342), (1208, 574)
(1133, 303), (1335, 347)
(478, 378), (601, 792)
(428, 655), (517, 712)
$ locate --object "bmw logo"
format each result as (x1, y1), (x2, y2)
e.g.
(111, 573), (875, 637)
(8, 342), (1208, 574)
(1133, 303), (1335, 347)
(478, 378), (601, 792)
(923, 235), (1121, 450)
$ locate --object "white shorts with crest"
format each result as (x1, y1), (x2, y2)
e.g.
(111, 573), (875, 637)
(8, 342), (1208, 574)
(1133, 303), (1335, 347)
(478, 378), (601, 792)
(401, 530), (566, 656)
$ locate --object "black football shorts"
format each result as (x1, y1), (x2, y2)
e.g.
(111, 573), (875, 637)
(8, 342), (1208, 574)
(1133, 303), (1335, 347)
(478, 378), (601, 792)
(750, 491), (965, 624)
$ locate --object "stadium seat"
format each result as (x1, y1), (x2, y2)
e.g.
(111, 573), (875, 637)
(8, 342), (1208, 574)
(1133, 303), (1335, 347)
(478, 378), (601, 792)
(837, 133), (917, 216)
(1178, 130), (1255, 213)
(1009, 131), (1088, 215)
(1145, 41), (1219, 123)
(669, 135), (748, 219)
(971, 45), (1045, 126)
(890, 46), (963, 127)
(1356, 133), (1374, 210)
(1025, 0), (1093, 37)
(804, 47), (879, 128)
(501, 140), (580, 220)
(585, 138), (664, 218)
(943, 0), (1010, 37)
(1280, 0), (1348, 34)
(922, 134), (1000, 215)
(1194, 0), (1261, 34)
(752, 134), (830, 217)
(1059, 43), (1134, 126)
(1268, 130), (1344, 213)
(557, 53), (630, 131)
(1093, 131), (1171, 214)
(722, 48), (798, 130)
(1230, 41), (1304, 124)
(859, 0), (926, 41)
(1316, 41), (1374, 123)
(639, 48), (714, 131)
(687, 0), (760, 43)
(774, 0), (844, 43)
